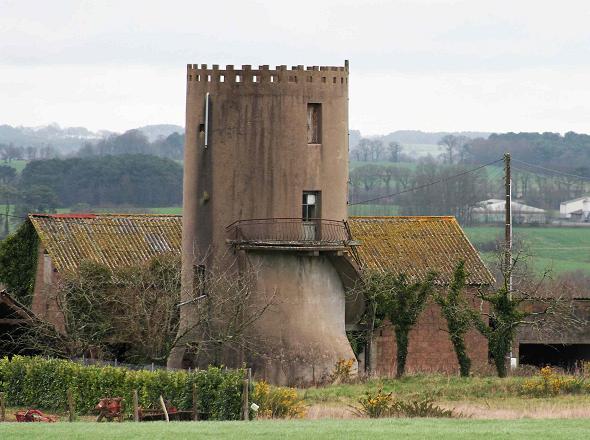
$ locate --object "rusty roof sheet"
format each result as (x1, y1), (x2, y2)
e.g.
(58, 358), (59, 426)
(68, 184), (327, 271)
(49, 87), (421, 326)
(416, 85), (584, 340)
(29, 214), (182, 273)
(348, 216), (494, 285)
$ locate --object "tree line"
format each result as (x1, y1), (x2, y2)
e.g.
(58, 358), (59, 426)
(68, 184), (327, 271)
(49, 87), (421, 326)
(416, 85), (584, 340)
(77, 129), (184, 160)
(0, 154), (183, 238)
(349, 158), (499, 224)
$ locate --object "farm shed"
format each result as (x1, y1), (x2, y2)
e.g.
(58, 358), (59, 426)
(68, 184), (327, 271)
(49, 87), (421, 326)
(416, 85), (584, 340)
(26, 214), (182, 332)
(472, 199), (546, 224)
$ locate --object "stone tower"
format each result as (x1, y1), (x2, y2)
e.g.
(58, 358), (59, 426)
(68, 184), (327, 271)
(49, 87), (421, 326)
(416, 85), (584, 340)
(169, 62), (362, 384)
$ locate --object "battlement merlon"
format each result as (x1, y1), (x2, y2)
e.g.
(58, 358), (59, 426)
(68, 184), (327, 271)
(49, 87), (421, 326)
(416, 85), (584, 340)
(185, 60), (349, 85)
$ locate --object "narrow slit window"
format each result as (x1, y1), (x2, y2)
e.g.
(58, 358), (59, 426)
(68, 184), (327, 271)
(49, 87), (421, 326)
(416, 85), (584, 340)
(194, 264), (207, 297)
(207, 74), (212, 82)
(307, 103), (322, 144)
(253, 75), (258, 83)
(236, 74), (241, 83)
(220, 74), (225, 82)
(270, 75), (276, 83)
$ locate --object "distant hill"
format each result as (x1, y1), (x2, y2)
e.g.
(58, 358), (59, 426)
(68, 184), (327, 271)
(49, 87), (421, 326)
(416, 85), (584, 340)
(137, 124), (184, 142)
(375, 130), (490, 145)
(0, 123), (109, 152)
(0, 123), (185, 153)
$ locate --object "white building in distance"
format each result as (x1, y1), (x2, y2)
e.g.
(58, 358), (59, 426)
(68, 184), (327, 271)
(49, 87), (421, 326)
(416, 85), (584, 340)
(560, 196), (590, 221)
(472, 199), (546, 224)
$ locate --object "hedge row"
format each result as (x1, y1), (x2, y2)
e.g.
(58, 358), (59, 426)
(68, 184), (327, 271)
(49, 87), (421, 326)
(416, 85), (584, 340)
(0, 356), (244, 419)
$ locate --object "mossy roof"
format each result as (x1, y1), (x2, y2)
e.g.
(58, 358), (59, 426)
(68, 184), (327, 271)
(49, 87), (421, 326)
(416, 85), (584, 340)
(348, 216), (494, 286)
(29, 214), (182, 274)
(29, 213), (493, 285)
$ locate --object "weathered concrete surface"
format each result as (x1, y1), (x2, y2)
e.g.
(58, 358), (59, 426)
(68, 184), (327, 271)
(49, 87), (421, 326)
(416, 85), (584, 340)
(170, 63), (354, 380)
(246, 253), (356, 385)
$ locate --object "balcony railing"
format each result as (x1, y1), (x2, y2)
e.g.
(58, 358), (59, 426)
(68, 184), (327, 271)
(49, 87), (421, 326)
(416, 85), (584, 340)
(226, 218), (353, 247)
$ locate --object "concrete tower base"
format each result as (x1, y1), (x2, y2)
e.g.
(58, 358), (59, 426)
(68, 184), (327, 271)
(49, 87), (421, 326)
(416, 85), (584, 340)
(246, 253), (357, 385)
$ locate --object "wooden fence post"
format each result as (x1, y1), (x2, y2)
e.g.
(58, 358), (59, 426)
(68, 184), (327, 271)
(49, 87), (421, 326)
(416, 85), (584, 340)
(192, 383), (199, 421)
(0, 392), (5, 422)
(241, 368), (250, 421)
(133, 389), (139, 422)
(67, 389), (75, 422)
(159, 395), (169, 423)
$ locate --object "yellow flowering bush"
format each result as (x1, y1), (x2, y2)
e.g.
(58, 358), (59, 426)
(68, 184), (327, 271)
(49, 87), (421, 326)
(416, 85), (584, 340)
(330, 358), (356, 384)
(521, 366), (587, 396)
(356, 389), (456, 418)
(358, 389), (394, 418)
(251, 381), (306, 419)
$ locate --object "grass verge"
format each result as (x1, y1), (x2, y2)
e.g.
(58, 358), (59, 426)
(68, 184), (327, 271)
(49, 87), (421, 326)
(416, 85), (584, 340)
(1, 419), (589, 440)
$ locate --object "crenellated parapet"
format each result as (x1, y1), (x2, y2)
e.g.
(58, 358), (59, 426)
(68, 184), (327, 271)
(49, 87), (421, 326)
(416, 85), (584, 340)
(186, 62), (349, 86)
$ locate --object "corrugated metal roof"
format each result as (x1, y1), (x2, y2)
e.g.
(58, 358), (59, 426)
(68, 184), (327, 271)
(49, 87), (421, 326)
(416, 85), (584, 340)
(29, 214), (182, 273)
(348, 216), (495, 285)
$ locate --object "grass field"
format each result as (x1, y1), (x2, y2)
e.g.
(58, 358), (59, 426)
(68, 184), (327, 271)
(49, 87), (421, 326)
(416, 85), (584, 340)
(348, 204), (400, 216)
(1, 159), (28, 173)
(464, 226), (590, 275)
(1, 419), (589, 440)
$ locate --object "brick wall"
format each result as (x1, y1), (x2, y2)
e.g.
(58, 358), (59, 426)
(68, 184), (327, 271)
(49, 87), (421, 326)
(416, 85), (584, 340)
(372, 287), (488, 376)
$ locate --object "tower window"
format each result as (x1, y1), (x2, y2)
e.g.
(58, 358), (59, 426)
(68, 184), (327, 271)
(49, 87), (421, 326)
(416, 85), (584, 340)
(302, 191), (320, 221)
(194, 264), (207, 296)
(307, 103), (322, 144)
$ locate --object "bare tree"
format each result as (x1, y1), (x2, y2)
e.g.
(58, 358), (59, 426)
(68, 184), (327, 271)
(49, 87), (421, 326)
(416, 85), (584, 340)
(438, 135), (469, 165)
(369, 140), (385, 161)
(168, 250), (277, 369)
(472, 250), (581, 377)
(353, 139), (371, 162)
(12, 252), (276, 368)
(387, 142), (403, 163)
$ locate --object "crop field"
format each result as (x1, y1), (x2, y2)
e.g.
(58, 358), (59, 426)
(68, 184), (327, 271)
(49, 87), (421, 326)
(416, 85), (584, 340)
(1, 418), (589, 440)
(464, 226), (590, 275)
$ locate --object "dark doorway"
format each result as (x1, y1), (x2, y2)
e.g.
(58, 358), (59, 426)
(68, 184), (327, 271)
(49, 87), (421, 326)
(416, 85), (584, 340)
(519, 343), (590, 371)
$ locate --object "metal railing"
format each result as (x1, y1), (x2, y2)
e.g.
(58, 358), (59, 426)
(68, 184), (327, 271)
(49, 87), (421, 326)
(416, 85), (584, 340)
(226, 218), (352, 245)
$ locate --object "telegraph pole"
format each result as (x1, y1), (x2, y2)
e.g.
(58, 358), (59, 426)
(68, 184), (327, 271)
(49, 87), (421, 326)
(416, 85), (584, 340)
(504, 152), (516, 369)
(504, 153), (512, 279)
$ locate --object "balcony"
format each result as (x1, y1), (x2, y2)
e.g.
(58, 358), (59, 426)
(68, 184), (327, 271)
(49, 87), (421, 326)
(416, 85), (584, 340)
(226, 218), (357, 251)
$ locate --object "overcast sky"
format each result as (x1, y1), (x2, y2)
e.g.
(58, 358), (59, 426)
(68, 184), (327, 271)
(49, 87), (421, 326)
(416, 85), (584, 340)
(2, 0), (590, 135)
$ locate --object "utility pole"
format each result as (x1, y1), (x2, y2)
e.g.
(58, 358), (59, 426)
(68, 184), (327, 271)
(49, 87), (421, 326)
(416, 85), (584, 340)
(504, 152), (516, 369)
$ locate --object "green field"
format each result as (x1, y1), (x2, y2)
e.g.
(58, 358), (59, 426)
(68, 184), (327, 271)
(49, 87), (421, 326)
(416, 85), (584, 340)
(2, 159), (28, 173)
(464, 226), (590, 275)
(1, 419), (588, 440)
(349, 160), (416, 171)
(348, 204), (400, 216)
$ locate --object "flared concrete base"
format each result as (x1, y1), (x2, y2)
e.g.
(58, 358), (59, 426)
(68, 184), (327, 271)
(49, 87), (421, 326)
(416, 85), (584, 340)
(244, 252), (357, 386)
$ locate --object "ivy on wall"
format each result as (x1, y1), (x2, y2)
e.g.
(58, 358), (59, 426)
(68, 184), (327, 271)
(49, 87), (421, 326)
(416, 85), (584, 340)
(0, 220), (39, 306)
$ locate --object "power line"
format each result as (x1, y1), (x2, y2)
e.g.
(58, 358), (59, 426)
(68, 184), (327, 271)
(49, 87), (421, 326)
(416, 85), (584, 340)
(512, 158), (590, 182)
(349, 158), (503, 206)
